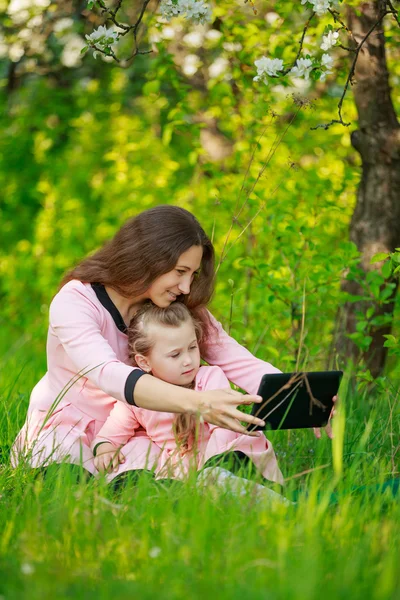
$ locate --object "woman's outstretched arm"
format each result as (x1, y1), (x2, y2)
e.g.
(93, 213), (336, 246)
(133, 374), (265, 436)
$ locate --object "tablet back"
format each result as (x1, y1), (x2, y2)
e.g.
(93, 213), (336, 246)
(252, 371), (343, 430)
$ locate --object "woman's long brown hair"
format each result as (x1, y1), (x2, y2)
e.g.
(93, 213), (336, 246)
(61, 205), (217, 344)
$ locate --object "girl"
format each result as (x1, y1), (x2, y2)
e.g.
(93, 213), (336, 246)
(12, 205), (335, 474)
(92, 302), (284, 485)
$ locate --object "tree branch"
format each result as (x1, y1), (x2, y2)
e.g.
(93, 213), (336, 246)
(311, 9), (391, 130)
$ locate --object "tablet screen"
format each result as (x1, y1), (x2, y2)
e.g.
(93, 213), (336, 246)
(250, 371), (343, 431)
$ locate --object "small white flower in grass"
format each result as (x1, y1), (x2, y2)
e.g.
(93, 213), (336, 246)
(21, 562), (35, 575)
(149, 546), (162, 558)
(254, 57), (284, 84)
(320, 30), (339, 51)
(290, 57), (313, 79)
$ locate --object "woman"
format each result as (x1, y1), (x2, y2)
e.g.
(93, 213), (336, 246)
(12, 205), (333, 475)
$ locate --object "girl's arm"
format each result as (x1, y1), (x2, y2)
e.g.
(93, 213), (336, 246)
(92, 401), (141, 452)
(202, 311), (282, 395)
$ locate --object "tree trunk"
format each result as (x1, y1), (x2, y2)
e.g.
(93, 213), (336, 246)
(334, 1), (400, 377)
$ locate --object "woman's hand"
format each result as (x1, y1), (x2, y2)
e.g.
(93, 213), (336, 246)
(313, 395), (338, 439)
(94, 442), (125, 473)
(197, 388), (265, 436)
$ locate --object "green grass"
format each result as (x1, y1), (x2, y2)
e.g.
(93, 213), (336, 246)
(0, 346), (399, 600)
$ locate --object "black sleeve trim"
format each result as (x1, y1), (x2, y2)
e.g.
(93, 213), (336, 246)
(93, 441), (109, 457)
(124, 369), (146, 406)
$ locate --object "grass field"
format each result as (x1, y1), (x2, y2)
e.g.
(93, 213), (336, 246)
(1, 340), (399, 600)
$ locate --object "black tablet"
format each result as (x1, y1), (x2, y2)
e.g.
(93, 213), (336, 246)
(250, 371), (343, 431)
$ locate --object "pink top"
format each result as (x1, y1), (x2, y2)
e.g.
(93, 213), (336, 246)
(93, 365), (230, 451)
(28, 279), (282, 424)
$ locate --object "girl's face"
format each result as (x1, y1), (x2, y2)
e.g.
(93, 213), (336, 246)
(145, 245), (203, 307)
(136, 320), (201, 386)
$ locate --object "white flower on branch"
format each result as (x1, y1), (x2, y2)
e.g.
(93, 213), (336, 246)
(301, 0), (334, 16)
(320, 52), (334, 80)
(290, 57), (313, 79)
(160, 0), (211, 24)
(253, 57), (284, 84)
(85, 25), (119, 58)
(320, 30), (339, 51)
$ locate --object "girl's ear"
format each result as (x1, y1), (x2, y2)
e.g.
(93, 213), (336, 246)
(135, 354), (152, 373)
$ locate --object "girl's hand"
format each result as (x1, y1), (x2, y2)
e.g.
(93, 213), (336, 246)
(313, 395), (338, 439)
(197, 388), (265, 437)
(94, 442), (125, 473)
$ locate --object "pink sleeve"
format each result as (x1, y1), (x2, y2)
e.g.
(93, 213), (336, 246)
(92, 402), (141, 450)
(196, 365), (231, 391)
(201, 311), (282, 395)
(49, 282), (138, 402)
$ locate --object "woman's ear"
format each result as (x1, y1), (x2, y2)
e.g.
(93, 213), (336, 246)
(135, 354), (152, 373)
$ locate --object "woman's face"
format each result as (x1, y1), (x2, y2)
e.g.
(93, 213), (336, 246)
(146, 245), (203, 307)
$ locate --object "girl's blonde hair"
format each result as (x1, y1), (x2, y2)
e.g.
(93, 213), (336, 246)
(128, 302), (203, 453)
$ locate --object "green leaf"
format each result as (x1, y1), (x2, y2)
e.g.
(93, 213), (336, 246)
(383, 334), (397, 345)
(80, 46), (88, 54)
(143, 80), (160, 95)
(392, 253), (400, 264)
(370, 252), (389, 264)
(381, 260), (392, 279)
(380, 286), (394, 302)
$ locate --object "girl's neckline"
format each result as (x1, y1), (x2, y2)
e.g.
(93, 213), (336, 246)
(91, 283), (128, 334)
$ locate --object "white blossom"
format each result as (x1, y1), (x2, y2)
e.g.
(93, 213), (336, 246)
(254, 56), (284, 83)
(149, 547), (162, 558)
(290, 57), (313, 79)
(209, 56), (229, 78)
(61, 34), (85, 67)
(160, 0), (211, 24)
(183, 30), (203, 48)
(7, 0), (50, 24)
(223, 41), (242, 52)
(85, 25), (119, 57)
(85, 25), (119, 45)
(320, 52), (334, 80)
(54, 18), (74, 33)
(265, 11), (280, 24)
(182, 53), (201, 76)
(9, 42), (25, 62)
(205, 29), (222, 42)
(160, 26), (176, 40)
(301, 0), (333, 16)
(320, 30), (339, 51)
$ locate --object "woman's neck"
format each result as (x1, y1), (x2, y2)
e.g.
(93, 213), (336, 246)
(105, 286), (145, 326)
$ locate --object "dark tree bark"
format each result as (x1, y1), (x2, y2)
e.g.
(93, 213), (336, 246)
(334, 1), (400, 377)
